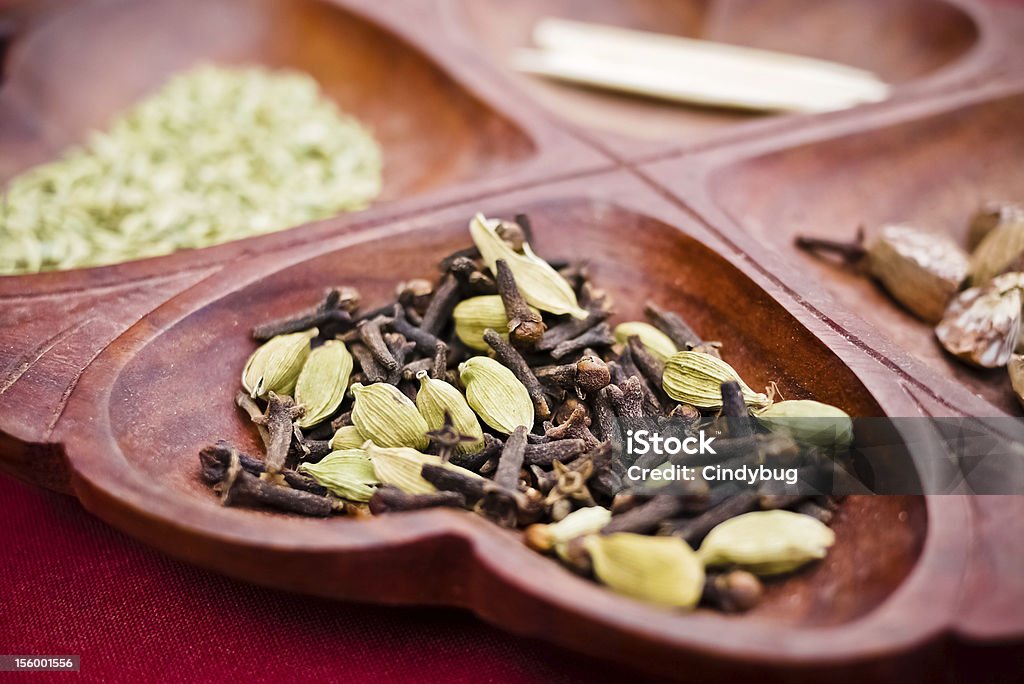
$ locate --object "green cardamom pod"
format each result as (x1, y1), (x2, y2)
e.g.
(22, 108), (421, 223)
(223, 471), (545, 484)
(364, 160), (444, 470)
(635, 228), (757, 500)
(968, 211), (1024, 285)
(294, 340), (353, 428)
(415, 371), (484, 454)
(469, 213), (587, 318)
(697, 510), (835, 576)
(365, 443), (482, 495)
(330, 425), (367, 451)
(865, 224), (968, 323)
(662, 351), (770, 410)
(935, 272), (1024, 368)
(298, 449), (379, 502)
(583, 533), (705, 608)
(613, 322), (678, 362)
(754, 399), (853, 450)
(525, 506), (611, 553)
(351, 382), (430, 450)
(459, 356), (534, 434)
(241, 328), (317, 399)
(452, 295), (538, 351)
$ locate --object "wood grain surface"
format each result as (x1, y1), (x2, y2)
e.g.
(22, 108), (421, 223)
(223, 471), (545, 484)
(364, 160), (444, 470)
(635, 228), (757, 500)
(1, 0), (1023, 680)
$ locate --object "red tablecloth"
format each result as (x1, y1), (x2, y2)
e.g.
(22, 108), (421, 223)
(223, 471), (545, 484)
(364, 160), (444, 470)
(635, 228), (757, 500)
(0, 476), (641, 683)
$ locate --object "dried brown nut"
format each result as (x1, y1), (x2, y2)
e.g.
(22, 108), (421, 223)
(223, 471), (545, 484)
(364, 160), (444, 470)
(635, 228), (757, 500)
(1009, 354), (1024, 409)
(968, 201), (1024, 251)
(969, 208), (1024, 285)
(866, 224), (969, 323)
(935, 272), (1024, 368)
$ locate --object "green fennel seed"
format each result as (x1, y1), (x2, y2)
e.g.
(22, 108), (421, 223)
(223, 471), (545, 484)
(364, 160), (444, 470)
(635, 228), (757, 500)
(0, 65), (382, 274)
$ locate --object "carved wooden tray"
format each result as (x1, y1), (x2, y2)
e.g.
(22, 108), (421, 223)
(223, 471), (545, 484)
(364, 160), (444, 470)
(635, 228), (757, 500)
(1, 0), (1023, 680)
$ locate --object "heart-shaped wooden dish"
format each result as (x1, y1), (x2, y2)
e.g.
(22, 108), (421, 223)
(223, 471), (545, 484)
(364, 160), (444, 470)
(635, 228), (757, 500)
(41, 199), (958, 680)
(1, 0), (1023, 680)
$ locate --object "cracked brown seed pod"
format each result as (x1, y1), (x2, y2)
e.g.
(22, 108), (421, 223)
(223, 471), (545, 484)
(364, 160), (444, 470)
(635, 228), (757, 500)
(866, 224), (969, 323)
(1009, 354), (1024, 409)
(968, 201), (1024, 251)
(935, 273), (1024, 368)
(968, 209), (1024, 286)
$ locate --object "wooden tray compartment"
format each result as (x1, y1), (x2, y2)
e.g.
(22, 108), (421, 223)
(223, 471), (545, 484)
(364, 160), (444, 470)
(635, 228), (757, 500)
(707, 87), (1024, 415)
(0, 0), (615, 210)
(445, 0), (985, 154)
(45, 185), (967, 680)
(0, 0), (1021, 678)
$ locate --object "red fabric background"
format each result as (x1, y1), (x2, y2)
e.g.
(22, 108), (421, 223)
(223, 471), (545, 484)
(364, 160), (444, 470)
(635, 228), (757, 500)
(0, 476), (641, 683)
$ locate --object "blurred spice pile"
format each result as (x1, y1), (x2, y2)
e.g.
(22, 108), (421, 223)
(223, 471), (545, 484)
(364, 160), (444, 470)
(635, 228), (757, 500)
(0, 65), (381, 274)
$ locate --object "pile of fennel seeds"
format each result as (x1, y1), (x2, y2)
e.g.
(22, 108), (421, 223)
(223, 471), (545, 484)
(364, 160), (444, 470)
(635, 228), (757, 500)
(0, 65), (381, 275)
(199, 212), (855, 614)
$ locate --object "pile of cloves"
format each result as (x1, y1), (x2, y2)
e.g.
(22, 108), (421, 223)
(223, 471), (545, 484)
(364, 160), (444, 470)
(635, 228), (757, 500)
(200, 212), (853, 613)
(796, 201), (1024, 407)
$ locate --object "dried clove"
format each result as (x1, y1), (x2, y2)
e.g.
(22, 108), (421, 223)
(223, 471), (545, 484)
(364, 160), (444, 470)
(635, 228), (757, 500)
(252, 289), (354, 341)
(544, 406), (600, 449)
(369, 485), (466, 515)
(389, 304), (441, 353)
(358, 316), (399, 372)
(253, 392), (305, 475)
(601, 490), (708, 535)
(719, 380), (754, 439)
(605, 377), (645, 419)
(550, 322), (615, 360)
(523, 439), (588, 467)
(659, 490), (759, 544)
(644, 300), (702, 350)
(420, 273), (461, 336)
(396, 279), (434, 316)
(218, 448), (342, 517)
(494, 259), (547, 349)
(384, 332), (416, 385)
(349, 343), (388, 383)
(479, 426), (529, 527)
(536, 307), (610, 352)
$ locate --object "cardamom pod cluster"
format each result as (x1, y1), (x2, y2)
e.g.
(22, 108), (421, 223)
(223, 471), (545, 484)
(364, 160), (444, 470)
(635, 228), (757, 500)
(470, 213), (588, 318)
(697, 510), (835, 575)
(662, 351), (770, 410)
(754, 400), (853, 450)
(613, 322), (678, 362)
(584, 533), (705, 608)
(865, 224), (969, 323)
(208, 211), (852, 617)
(459, 356), (535, 433)
(294, 340), (353, 428)
(351, 383), (430, 450)
(298, 449), (379, 502)
(242, 328), (317, 399)
(415, 371), (484, 454)
(453, 295), (541, 351)
(936, 272), (1024, 368)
